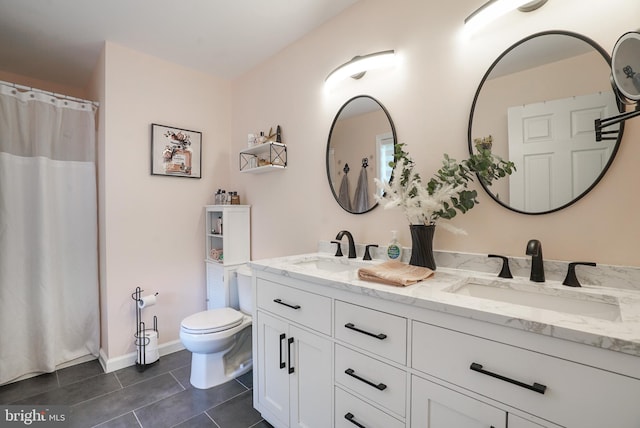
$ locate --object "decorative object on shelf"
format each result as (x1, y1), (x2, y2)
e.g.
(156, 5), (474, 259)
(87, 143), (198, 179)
(151, 123), (202, 178)
(325, 50), (396, 88)
(375, 143), (515, 269)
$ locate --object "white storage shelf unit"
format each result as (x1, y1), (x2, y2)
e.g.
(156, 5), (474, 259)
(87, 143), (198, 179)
(239, 142), (287, 173)
(205, 205), (250, 266)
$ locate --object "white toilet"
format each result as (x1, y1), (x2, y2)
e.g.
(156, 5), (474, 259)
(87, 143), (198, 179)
(180, 265), (253, 389)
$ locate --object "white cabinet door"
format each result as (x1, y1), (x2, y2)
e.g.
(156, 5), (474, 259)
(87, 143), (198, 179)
(289, 325), (332, 428)
(257, 311), (290, 428)
(411, 376), (506, 428)
(256, 311), (332, 428)
(508, 414), (558, 428)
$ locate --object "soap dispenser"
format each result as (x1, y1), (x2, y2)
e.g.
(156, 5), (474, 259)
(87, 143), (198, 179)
(387, 231), (402, 260)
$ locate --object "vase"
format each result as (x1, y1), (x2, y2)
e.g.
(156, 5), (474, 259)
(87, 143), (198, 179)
(409, 224), (436, 270)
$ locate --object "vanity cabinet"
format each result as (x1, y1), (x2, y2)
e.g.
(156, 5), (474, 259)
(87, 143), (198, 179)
(251, 265), (640, 428)
(254, 278), (332, 428)
(412, 320), (640, 427)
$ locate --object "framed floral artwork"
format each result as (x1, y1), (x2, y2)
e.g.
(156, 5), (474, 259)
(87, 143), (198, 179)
(151, 123), (202, 178)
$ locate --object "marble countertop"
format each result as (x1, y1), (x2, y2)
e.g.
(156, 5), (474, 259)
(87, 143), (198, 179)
(249, 252), (640, 358)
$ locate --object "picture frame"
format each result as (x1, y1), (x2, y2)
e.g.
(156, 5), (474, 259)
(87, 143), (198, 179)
(151, 123), (202, 178)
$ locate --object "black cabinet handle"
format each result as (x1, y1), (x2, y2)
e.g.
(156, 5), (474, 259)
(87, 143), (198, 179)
(278, 333), (286, 369)
(273, 298), (301, 310)
(345, 368), (387, 391)
(344, 323), (387, 340)
(345, 413), (367, 428)
(470, 362), (546, 394)
(287, 337), (295, 374)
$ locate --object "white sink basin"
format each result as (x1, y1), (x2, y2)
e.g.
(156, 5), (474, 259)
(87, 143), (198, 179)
(292, 257), (366, 273)
(446, 278), (621, 321)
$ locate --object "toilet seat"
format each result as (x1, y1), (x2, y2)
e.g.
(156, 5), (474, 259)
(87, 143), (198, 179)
(181, 307), (244, 334)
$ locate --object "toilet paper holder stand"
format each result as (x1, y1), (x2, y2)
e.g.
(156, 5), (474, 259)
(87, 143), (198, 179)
(132, 287), (160, 372)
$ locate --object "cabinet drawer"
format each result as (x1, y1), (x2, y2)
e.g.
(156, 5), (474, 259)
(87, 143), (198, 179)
(412, 321), (640, 428)
(335, 300), (407, 364)
(256, 278), (331, 335)
(335, 345), (406, 417)
(335, 386), (404, 428)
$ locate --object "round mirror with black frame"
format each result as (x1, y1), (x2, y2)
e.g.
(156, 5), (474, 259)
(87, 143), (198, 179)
(468, 30), (624, 215)
(327, 95), (397, 214)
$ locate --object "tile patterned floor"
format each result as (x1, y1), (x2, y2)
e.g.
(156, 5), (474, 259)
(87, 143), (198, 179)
(0, 350), (273, 428)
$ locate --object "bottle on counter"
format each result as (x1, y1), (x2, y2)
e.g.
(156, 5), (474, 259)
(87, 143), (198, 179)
(387, 230), (402, 260)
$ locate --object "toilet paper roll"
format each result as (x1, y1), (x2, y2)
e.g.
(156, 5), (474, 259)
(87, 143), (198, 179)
(137, 294), (157, 309)
(136, 330), (159, 364)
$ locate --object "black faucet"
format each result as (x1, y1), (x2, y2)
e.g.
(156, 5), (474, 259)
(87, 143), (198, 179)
(335, 230), (356, 258)
(526, 239), (545, 282)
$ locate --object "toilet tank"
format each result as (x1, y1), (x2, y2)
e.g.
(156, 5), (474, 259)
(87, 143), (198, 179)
(236, 265), (253, 315)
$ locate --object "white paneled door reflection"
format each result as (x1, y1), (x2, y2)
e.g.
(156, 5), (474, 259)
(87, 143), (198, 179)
(507, 92), (617, 212)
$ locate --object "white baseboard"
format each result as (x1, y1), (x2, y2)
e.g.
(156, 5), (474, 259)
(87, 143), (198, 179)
(98, 340), (185, 373)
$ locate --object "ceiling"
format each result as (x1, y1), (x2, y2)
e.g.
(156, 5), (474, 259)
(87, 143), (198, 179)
(0, 0), (358, 88)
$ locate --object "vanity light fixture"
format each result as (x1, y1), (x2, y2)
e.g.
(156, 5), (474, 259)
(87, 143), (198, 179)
(464, 0), (548, 35)
(324, 50), (396, 88)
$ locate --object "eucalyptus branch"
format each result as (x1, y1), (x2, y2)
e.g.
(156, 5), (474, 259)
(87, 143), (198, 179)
(376, 143), (515, 230)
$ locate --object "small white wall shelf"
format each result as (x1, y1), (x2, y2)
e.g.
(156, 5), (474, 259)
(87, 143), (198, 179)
(239, 142), (287, 173)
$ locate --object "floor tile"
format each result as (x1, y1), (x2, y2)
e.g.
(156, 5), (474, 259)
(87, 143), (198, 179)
(12, 373), (121, 406)
(249, 421), (273, 428)
(57, 359), (104, 387)
(235, 371), (253, 390)
(68, 373), (183, 428)
(0, 372), (58, 404)
(134, 378), (245, 428)
(115, 351), (191, 388)
(208, 390), (262, 428)
(172, 413), (218, 428)
(95, 411), (141, 428)
(170, 365), (192, 390)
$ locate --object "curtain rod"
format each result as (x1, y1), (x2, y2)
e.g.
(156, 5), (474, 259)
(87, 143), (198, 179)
(0, 79), (99, 108)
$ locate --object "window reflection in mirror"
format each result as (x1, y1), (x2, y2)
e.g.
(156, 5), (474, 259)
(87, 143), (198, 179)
(469, 31), (623, 214)
(327, 95), (397, 214)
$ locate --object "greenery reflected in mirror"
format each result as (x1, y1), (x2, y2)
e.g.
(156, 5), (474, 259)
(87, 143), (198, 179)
(469, 31), (623, 214)
(327, 95), (396, 214)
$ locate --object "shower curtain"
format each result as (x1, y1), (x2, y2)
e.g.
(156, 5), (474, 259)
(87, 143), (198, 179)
(0, 83), (99, 385)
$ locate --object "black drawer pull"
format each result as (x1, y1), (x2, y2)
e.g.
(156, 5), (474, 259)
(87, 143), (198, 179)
(344, 323), (387, 340)
(274, 298), (301, 310)
(279, 334), (286, 369)
(345, 412), (367, 428)
(470, 362), (547, 395)
(345, 368), (387, 391)
(287, 337), (295, 374)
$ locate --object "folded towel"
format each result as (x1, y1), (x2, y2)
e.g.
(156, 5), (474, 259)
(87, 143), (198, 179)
(358, 260), (434, 287)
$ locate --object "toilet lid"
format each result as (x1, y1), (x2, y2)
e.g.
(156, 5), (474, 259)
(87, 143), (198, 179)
(181, 307), (244, 334)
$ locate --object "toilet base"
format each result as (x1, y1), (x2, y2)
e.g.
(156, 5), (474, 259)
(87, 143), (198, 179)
(189, 326), (252, 389)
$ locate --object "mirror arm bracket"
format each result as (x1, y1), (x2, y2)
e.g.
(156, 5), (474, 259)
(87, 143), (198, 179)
(595, 105), (640, 142)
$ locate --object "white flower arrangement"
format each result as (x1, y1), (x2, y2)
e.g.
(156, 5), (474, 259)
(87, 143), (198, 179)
(374, 143), (515, 234)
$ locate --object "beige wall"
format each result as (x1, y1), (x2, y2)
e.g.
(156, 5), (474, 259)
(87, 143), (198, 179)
(231, 0), (640, 266)
(3, 0), (639, 364)
(93, 42), (232, 359)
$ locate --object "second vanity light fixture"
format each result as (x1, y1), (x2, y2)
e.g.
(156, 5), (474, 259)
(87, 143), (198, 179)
(325, 50), (396, 88)
(464, 0), (548, 35)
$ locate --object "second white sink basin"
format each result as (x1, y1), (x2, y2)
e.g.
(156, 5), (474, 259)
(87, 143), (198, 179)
(447, 278), (621, 322)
